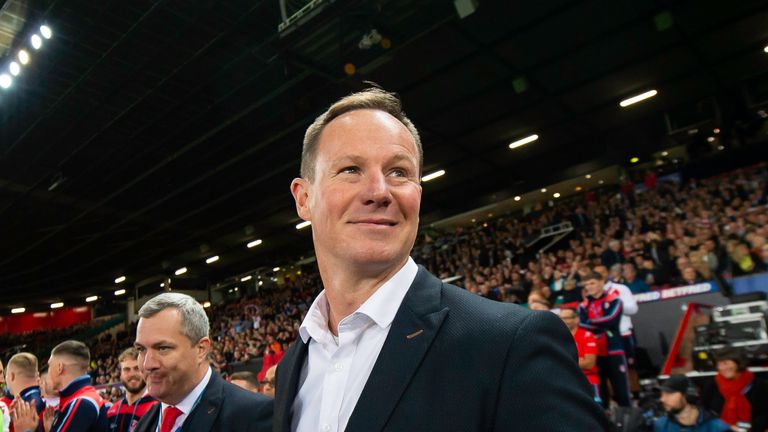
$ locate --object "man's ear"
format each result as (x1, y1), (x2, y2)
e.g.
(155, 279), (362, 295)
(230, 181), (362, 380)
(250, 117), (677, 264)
(290, 178), (311, 221)
(197, 337), (212, 362)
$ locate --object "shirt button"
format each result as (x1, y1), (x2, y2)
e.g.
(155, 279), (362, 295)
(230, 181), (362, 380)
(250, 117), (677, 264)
(334, 362), (343, 371)
(322, 425), (331, 432)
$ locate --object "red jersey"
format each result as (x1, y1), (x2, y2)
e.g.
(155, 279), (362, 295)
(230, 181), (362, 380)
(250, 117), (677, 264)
(572, 328), (599, 385)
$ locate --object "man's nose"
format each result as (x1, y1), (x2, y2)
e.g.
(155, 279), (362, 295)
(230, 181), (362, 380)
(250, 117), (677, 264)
(141, 352), (158, 371)
(362, 171), (392, 206)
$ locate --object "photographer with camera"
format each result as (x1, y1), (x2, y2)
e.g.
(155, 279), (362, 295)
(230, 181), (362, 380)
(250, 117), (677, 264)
(655, 375), (730, 432)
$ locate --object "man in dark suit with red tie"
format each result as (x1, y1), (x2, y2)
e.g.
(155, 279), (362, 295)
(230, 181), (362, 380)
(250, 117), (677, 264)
(275, 87), (608, 431)
(133, 293), (272, 432)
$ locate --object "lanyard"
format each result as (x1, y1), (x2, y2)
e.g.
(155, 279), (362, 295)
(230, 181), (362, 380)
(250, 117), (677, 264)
(111, 398), (139, 431)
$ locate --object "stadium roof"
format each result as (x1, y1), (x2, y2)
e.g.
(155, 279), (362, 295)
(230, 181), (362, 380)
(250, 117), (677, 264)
(1, 0), (767, 308)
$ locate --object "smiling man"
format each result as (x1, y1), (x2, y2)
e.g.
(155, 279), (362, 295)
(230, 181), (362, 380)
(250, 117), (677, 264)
(133, 293), (272, 432)
(275, 87), (608, 431)
(104, 348), (158, 432)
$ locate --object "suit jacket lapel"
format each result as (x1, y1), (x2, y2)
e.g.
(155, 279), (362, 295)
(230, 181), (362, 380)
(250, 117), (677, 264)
(345, 266), (449, 432)
(274, 338), (309, 432)
(181, 372), (223, 432)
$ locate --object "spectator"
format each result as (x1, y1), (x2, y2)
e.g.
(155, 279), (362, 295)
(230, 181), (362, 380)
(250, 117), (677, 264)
(601, 239), (624, 268)
(655, 375), (729, 432)
(622, 263), (650, 294)
(701, 348), (768, 431)
(229, 371), (260, 393)
(559, 308), (600, 404)
(260, 365), (277, 398)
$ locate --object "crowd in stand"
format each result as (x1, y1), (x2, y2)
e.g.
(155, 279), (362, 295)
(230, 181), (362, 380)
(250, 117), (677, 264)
(1, 163), (767, 430)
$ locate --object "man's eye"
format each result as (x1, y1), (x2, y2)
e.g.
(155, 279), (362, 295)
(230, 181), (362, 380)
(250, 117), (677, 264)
(340, 166), (359, 174)
(390, 168), (407, 177)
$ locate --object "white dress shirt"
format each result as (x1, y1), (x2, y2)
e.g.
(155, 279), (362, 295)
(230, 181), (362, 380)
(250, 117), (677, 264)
(291, 257), (419, 432)
(158, 366), (212, 431)
(605, 281), (637, 336)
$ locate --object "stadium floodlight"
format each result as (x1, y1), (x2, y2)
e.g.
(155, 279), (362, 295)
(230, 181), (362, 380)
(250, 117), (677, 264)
(247, 239), (262, 248)
(31, 34), (42, 49)
(86, 296), (98, 303)
(272, 267), (280, 272)
(11, 307), (25, 314)
(240, 275), (252, 282)
(514, 196), (521, 201)
(175, 267), (188, 276)
(40, 25), (53, 39)
(540, 188), (547, 193)
(202, 301), (211, 308)
(114, 275), (126, 284)
(630, 157), (639, 163)
(765, 45), (768, 53)
(0, 74), (11, 89)
(206, 255), (220, 264)
(421, 169), (445, 182)
(9, 62), (20, 76)
(114, 289), (126, 296)
(619, 90), (657, 107)
(17, 50), (30, 65)
(553, 193), (561, 198)
(585, 174), (592, 179)
(50, 302), (64, 309)
(508, 134), (538, 150)
(296, 220), (311, 230)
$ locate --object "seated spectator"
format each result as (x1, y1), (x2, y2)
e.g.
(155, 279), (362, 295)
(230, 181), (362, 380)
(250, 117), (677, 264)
(601, 239), (624, 269)
(622, 263), (650, 294)
(655, 374), (729, 432)
(701, 348), (768, 431)
(230, 371), (260, 393)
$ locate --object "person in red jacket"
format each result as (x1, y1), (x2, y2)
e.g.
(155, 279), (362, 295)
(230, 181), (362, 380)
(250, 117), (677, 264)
(14, 341), (107, 432)
(560, 307), (601, 404)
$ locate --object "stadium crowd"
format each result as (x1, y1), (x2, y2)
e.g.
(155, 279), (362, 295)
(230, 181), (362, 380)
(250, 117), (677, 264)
(1, 162), (767, 431)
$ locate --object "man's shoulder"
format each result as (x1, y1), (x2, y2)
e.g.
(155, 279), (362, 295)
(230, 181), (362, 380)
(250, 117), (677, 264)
(438, 282), (554, 336)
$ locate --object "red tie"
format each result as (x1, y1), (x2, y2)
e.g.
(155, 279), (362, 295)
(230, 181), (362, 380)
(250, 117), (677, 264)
(160, 406), (184, 432)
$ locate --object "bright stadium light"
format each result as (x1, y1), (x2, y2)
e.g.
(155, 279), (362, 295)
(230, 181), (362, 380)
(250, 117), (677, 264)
(202, 301), (211, 308)
(31, 34), (42, 49)
(514, 196), (521, 201)
(206, 255), (220, 264)
(50, 302), (64, 309)
(764, 45), (768, 54)
(0, 74), (11, 89)
(40, 25), (53, 39)
(11, 307), (25, 314)
(9, 62), (20, 76)
(553, 193), (561, 198)
(86, 296), (98, 303)
(421, 169), (445, 182)
(240, 275), (252, 282)
(247, 239), (262, 248)
(620, 90), (658, 107)
(585, 174), (592, 179)
(296, 221), (311, 230)
(114, 276), (126, 284)
(508, 134), (539, 149)
(272, 267), (280, 272)
(114, 289), (126, 296)
(17, 50), (30, 65)
(540, 188), (547, 193)
(175, 267), (188, 276)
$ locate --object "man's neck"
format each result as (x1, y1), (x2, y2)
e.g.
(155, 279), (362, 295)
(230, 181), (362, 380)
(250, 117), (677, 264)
(126, 390), (143, 405)
(318, 257), (408, 336)
(675, 405), (699, 426)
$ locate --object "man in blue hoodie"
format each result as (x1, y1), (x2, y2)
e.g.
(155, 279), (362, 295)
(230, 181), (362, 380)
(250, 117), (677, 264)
(655, 375), (730, 432)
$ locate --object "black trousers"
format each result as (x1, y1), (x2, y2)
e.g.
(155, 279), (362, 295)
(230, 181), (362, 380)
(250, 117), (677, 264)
(597, 354), (632, 408)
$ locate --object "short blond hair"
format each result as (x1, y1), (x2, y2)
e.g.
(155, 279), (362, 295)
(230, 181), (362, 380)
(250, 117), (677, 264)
(118, 347), (139, 363)
(300, 87), (422, 181)
(8, 353), (38, 378)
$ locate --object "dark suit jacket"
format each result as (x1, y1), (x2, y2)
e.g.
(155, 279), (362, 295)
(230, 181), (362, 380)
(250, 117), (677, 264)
(275, 266), (609, 431)
(135, 371), (273, 432)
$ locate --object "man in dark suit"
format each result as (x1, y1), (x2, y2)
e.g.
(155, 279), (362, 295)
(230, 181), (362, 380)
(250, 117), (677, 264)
(278, 87), (609, 431)
(133, 293), (272, 432)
